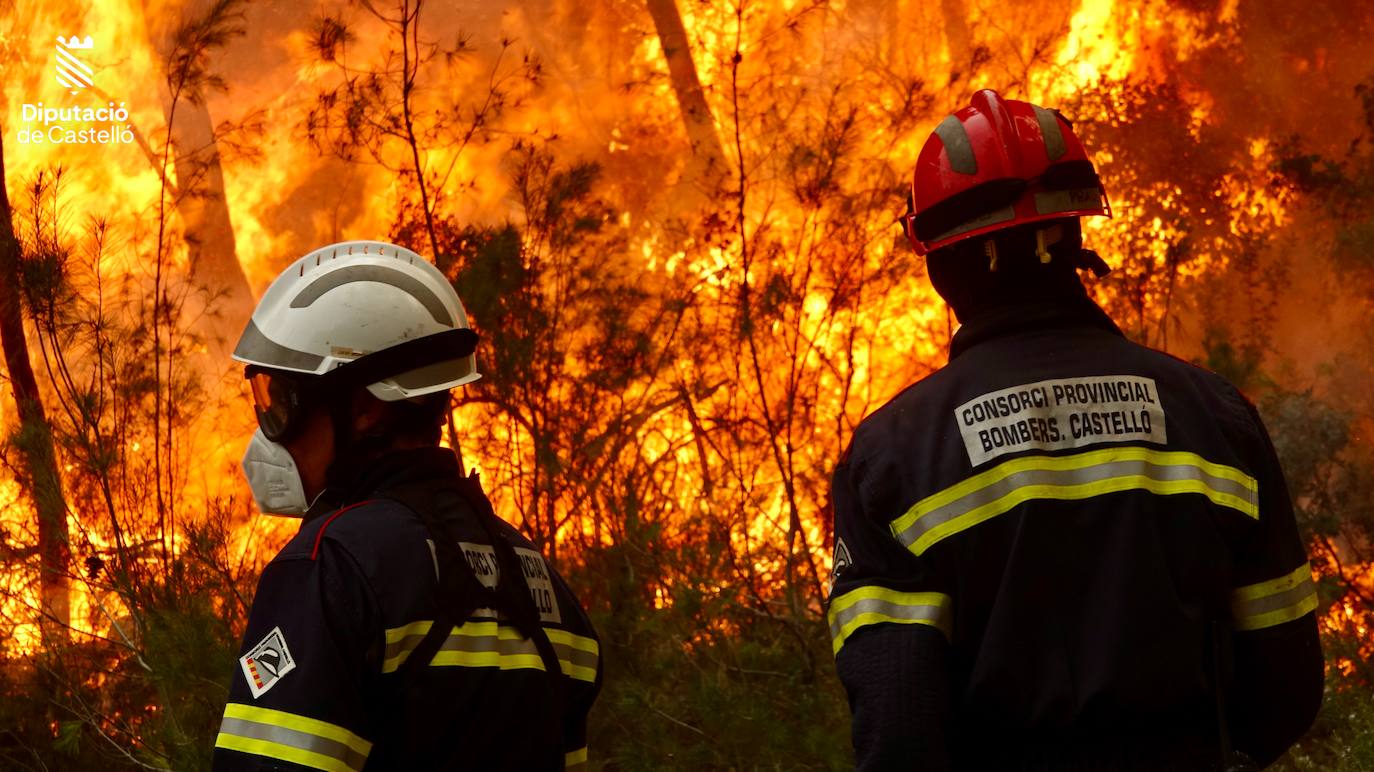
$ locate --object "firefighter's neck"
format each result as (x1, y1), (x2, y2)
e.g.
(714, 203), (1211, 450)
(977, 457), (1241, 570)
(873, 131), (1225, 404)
(283, 400), (425, 503)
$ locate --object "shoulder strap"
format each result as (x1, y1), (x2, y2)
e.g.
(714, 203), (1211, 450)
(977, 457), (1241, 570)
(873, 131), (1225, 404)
(451, 476), (568, 701)
(382, 478), (567, 712)
(385, 492), (494, 681)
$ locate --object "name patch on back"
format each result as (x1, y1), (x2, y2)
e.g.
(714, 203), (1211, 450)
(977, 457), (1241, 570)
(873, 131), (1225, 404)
(458, 541), (562, 624)
(955, 375), (1167, 466)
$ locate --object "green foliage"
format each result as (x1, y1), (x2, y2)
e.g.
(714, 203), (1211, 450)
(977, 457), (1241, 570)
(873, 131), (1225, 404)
(583, 583), (850, 771)
(1276, 683), (1374, 771)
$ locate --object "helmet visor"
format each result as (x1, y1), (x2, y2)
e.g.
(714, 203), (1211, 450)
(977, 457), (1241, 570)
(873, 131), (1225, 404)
(248, 369), (306, 442)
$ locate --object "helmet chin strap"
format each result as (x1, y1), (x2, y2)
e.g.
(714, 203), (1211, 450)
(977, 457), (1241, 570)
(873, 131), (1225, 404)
(324, 392), (422, 500)
(324, 394), (372, 497)
(1077, 248), (1112, 277)
(985, 221), (1111, 278)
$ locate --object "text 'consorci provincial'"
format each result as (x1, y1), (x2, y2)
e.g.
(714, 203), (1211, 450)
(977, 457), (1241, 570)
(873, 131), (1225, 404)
(955, 375), (1167, 466)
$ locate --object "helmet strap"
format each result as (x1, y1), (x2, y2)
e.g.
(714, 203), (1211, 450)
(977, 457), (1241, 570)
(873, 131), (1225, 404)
(1078, 248), (1112, 278)
(1034, 223), (1066, 265)
(323, 392), (361, 494)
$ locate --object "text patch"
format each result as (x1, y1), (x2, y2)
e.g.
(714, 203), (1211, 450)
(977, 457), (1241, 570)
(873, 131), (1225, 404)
(954, 375), (1167, 466)
(458, 542), (562, 624)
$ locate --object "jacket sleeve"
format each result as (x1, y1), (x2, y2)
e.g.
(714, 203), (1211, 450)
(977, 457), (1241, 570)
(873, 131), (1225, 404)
(828, 448), (954, 772)
(213, 541), (379, 772)
(550, 569), (602, 770)
(1225, 398), (1324, 767)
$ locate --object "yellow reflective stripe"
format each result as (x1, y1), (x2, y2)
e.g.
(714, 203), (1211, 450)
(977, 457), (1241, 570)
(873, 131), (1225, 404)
(1231, 562), (1319, 631)
(216, 704), (371, 772)
(385, 619), (433, 643)
(1232, 562), (1311, 601)
(222, 704), (371, 757)
(890, 447), (1258, 556)
(215, 733), (354, 772)
(546, 627), (600, 655)
(827, 585), (952, 656)
(546, 628), (600, 683)
(559, 661), (598, 683)
(430, 650), (547, 670)
(384, 620), (600, 682)
(565, 746), (588, 767)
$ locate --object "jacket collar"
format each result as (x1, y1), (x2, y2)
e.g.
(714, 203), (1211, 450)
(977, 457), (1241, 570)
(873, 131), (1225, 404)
(948, 294), (1124, 361)
(305, 446), (463, 521)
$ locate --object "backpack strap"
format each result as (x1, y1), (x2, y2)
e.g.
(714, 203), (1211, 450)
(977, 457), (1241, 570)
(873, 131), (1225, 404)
(381, 477), (567, 714)
(386, 492), (494, 682)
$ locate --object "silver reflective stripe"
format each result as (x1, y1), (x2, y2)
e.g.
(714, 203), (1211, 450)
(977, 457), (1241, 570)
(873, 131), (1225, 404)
(1234, 576), (1317, 618)
(1033, 105), (1067, 160)
(233, 319), (325, 370)
(891, 449), (1258, 557)
(931, 205), (1016, 243)
(934, 114), (978, 174)
(827, 586), (953, 655)
(1034, 188), (1104, 215)
(1230, 563), (1319, 631)
(437, 629), (537, 656)
(218, 716), (369, 772)
(390, 358), (474, 389)
(383, 622), (433, 668)
(290, 264), (453, 326)
(828, 597), (951, 641)
(384, 621), (599, 682)
(550, 640), (598, 671)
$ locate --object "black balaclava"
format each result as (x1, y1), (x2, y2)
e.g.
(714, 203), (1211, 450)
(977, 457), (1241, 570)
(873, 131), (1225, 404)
(926, 217), (1107, 324)
(322, 389), (450, 499)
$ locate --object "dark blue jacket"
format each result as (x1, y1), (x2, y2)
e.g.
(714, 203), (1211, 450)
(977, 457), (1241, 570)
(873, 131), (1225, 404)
(214, 447), (600, 771)
(829, 296), (1322, 770)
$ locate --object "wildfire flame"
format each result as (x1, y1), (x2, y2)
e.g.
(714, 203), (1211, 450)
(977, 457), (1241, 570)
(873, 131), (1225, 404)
(0, 0), (1369, 692)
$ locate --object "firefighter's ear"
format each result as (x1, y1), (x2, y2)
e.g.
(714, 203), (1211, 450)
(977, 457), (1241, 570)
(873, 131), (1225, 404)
(348, 390), (391, 438)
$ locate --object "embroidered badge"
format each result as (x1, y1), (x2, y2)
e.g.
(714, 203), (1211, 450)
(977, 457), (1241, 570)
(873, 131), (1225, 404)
(831, 538), (853, 582)
(239, 626), (296, 699)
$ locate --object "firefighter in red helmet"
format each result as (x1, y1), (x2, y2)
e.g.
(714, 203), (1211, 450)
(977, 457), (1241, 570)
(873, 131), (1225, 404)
(827, 90), (1323, 770)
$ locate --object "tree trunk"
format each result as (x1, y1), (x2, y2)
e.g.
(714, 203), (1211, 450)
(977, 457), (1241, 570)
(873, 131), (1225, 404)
(941, 0), (972, 74)
(144, 0), (255, 355)
(0, 134), (72, 640)
(169, 103), (255, 336)
(644, 0), (728, 193)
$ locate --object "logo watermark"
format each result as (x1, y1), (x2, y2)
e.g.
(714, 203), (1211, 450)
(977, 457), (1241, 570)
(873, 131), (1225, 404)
(17, 102), (133, 145)
(55, 35), (94, 94)
(14, 35), (135, 146)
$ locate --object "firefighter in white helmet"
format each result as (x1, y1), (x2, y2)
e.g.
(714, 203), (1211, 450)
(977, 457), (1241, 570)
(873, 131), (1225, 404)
(213, 241), (601, 770)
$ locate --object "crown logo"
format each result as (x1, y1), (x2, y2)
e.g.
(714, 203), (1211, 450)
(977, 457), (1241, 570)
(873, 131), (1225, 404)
(54, 35), (94, 94)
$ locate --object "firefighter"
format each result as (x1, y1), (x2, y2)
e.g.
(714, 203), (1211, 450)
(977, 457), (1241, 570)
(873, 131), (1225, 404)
(213, 241), (601, 771)
(827, 91), (1323, 770)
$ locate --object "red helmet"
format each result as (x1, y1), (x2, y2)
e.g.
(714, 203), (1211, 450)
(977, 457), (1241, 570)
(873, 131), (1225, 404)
(901, 89), (1111, 256)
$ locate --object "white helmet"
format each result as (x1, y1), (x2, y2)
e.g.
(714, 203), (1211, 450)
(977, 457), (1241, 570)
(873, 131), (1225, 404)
(232, 240), (481, 401)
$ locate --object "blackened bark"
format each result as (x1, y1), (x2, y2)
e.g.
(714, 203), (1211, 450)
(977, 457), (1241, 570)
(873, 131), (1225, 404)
(0, 133), (71, 637)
